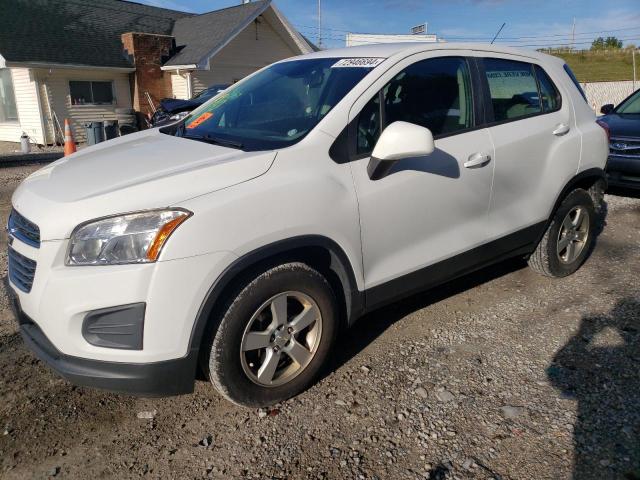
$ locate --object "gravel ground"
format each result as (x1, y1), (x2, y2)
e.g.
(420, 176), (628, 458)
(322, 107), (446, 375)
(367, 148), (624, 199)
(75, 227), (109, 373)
(0, 164), (639, 480)
(0, 141), (63, 157)
(0, 142), (64, 164)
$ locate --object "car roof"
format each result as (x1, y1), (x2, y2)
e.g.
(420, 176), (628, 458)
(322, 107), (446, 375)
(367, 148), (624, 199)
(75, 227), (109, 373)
(295, 42), (563, 65)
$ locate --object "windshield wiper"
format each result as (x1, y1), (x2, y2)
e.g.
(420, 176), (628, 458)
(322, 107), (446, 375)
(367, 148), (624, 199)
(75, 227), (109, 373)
(182, 133), (244, 150)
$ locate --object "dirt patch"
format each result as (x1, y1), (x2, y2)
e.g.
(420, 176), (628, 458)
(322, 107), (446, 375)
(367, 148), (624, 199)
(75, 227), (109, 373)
(1, 164), (639, 479)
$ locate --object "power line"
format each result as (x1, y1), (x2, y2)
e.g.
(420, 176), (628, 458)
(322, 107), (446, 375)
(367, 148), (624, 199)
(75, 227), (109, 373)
(296, 31), (640, 49)
(294, 26), (640, 48)
(293, 23), (640, 42)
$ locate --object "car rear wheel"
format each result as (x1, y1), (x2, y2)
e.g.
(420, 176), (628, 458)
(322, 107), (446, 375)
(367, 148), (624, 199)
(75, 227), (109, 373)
(201, 262), (338, 407)
(528, 188), (596, 278)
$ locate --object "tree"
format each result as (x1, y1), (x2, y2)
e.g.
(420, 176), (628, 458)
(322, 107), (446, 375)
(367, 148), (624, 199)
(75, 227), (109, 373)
(591, 36), (623, 50)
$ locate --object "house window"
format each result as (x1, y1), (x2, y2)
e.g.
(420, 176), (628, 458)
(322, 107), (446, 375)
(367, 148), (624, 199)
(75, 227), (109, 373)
(69, 81), (114, 105)
(0, 68), (18, 122)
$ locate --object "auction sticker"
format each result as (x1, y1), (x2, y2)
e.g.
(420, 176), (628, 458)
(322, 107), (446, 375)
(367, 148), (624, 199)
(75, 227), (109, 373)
(186, 111), (213, 129)
(331, 58), (384, 68)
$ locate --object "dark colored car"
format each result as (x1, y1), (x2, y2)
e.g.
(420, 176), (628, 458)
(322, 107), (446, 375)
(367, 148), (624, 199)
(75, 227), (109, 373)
(599, 88), (640, 190)
(150, 84), (229, 127)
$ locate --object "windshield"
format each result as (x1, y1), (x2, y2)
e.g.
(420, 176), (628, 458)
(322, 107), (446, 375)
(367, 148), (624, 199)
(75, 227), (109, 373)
(177, 58), (382, 151)
(194, 85), (227, 101)
(616, 90), (640, 114)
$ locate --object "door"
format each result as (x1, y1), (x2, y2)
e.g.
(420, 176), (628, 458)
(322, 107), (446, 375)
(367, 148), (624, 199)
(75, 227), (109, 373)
(348, 56), (495, 306)
(480, 57), (581, 240)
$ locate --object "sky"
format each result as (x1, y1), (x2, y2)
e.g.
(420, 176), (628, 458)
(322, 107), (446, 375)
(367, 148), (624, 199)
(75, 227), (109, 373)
(137, 0), (640, 50)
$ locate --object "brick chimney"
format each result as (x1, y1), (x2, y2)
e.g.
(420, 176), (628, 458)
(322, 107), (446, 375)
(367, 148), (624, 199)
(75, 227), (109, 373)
(121, 32), (175, 118)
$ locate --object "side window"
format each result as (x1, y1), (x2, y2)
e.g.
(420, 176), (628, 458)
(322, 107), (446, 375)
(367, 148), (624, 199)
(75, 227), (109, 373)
(563, 64), (588, 103)
(356, 57), (474, 156)
(356, 92), (381, 155)
(484, 58), (541, 122)
(535, 65), (561, 112)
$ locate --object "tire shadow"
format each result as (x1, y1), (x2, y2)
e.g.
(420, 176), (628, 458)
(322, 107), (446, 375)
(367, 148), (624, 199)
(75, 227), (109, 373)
(325, 257), (527, 377)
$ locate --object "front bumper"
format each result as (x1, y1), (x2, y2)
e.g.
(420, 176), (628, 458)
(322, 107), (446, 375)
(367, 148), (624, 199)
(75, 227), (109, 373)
(10, 292), (197, 396)
(6, 232), (236, 396)
(606, 155), (640, 189)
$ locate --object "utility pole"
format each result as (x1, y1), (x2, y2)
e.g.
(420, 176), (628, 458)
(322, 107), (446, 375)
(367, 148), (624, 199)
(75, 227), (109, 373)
(571, 17), (576, 50)
(633, 48), (637, 91)
(317, 0), (322, 49)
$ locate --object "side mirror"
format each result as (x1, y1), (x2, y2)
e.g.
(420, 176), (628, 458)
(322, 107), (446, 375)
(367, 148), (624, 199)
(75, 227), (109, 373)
(600, 104), (614, 115)
(367, 121), (435, 180)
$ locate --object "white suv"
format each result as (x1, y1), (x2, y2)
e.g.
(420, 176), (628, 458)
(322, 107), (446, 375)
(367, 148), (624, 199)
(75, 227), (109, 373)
(8, 43), (608, 407)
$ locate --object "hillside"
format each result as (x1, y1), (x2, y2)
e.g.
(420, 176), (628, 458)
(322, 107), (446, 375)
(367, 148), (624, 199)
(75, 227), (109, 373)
(548, 49), (636, 83)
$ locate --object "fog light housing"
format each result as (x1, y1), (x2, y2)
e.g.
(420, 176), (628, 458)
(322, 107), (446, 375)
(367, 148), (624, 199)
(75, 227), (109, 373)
(82, 303), (145, 350)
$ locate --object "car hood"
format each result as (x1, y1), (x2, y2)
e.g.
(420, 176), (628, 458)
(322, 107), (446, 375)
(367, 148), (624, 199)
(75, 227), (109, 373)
(159, 97), (201, 113)
(600, 113), (640, 138)
(12, 129), (276, 240)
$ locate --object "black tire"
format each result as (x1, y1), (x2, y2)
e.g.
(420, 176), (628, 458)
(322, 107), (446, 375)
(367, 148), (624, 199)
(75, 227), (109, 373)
(200, 262), (338, 407)
(528, 188), (596, 278)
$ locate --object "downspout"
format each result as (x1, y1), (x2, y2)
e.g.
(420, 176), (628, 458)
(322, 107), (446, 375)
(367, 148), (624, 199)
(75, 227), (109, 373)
(32, 73), (48, 145)
(185, 71), (193, 99)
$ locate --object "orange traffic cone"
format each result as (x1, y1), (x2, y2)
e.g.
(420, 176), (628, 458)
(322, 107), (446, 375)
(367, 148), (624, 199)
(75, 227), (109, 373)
(63, 119), (77, 156)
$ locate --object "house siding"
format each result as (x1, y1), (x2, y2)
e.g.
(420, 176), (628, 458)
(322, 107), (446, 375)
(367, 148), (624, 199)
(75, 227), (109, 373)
(35, 68), (132, 143)
(0, 68), (45, 144)
(190, 18), (297, 94)
(170, 72), (190, 100)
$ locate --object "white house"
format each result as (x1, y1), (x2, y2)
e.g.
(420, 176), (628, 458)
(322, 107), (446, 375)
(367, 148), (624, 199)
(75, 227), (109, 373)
(0, 0), (314, 144)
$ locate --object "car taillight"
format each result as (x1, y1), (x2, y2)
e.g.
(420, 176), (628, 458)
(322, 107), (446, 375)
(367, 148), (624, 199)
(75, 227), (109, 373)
(596, 119), (610, 142)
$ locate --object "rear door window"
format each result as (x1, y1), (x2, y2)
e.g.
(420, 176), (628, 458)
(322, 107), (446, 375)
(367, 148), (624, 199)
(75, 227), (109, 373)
(534, 65), (561, 112)
(563, 64), (588, 102)
(483, 58), (541, 122)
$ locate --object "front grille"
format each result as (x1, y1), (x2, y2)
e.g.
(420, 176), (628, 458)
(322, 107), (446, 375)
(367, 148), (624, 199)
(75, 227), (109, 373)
(8, 246), (37, 293)
(7, 209), (40, 248)
(610, 136), (640, 160)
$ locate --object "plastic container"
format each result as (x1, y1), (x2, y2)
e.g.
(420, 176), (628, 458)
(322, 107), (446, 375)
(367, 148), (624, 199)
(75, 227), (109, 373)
(84, 122), (105, 146)
(20, 133), (31, 154)
(103, 120), (119, 140)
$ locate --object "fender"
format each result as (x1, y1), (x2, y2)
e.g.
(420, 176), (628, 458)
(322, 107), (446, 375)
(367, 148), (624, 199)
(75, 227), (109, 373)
(537, 167), (606, 245)
(185, 235), (364, 364)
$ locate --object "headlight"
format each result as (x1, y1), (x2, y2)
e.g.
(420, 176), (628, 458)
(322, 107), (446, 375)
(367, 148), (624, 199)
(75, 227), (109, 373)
(67, 209), (191, 266)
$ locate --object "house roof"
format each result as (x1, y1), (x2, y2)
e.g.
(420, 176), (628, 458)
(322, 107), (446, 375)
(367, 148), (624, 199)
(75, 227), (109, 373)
(165, 1), (272, 68)
(0, 0), (190, 69)
(0, 0), (311, 71)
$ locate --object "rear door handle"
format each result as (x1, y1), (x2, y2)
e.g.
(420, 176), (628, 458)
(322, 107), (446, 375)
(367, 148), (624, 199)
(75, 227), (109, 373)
(464, 152), (491, 169)
(553, 123), (570, 136)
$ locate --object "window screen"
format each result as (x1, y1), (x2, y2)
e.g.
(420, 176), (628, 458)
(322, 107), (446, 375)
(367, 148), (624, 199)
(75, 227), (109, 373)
(70, 81), (114, 105)
(0, 69), (18, 122)
(357, 57), (474, 155)
(91, 82), (115, 104)
(484, 58), (541, 122)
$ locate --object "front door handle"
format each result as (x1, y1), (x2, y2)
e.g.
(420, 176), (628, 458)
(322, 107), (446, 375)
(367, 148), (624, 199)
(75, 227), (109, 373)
(553, 123), (570, 136)
(464, 152), (491, 169)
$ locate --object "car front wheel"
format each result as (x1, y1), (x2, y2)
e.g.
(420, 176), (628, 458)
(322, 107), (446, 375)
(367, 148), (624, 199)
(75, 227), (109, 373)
(201, 262), (338, 407)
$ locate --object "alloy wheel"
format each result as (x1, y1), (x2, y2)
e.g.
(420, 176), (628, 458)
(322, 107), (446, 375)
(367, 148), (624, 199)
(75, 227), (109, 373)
(557, 206), (590, 264)
(240, 291), (322, 387)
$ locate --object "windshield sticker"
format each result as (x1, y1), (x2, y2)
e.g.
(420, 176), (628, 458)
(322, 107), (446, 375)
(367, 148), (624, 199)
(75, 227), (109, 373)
(331, 58), (384, 69)
(186, 112), (213, 129)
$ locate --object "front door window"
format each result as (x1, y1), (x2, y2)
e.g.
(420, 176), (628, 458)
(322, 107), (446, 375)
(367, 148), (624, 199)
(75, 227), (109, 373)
(357, 56), (474, 155)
